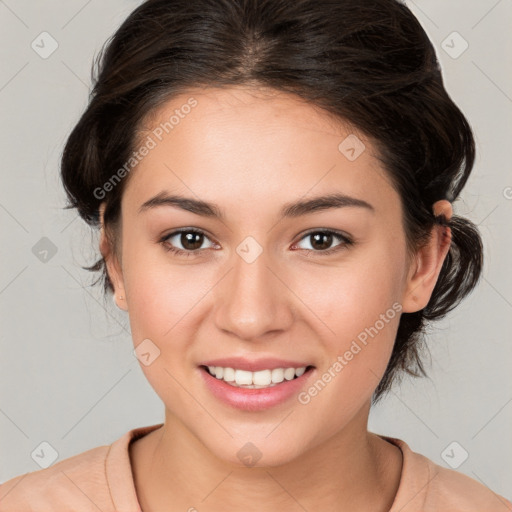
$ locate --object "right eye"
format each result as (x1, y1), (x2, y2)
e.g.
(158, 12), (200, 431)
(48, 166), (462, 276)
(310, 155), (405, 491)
(160, 228), (217, 256)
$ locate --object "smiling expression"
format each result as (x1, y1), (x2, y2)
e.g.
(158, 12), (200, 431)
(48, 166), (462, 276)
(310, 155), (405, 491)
(102, 85), (425, 466)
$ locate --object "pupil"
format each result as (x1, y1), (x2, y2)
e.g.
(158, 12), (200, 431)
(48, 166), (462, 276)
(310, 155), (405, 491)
(182, 232), (203, 250)
(311, 232), (332, 250)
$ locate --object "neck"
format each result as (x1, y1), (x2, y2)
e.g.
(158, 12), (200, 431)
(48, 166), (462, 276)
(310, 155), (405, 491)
(130, 404), (402, 512)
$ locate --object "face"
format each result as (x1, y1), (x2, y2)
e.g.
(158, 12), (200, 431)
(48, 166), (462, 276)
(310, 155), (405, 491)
(102, 86), (438, 467)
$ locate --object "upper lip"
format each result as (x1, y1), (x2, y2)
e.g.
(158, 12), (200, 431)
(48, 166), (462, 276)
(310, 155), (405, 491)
(199, 357), (313, 372)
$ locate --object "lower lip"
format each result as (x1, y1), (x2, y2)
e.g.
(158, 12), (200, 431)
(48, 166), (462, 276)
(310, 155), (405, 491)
(199, 366), (315, 411)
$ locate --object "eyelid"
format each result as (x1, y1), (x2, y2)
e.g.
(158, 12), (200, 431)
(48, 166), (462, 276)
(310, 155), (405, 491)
(295, 227), (353, 243)
(160, 227), (217, 250)
(291, 228), (353, 253)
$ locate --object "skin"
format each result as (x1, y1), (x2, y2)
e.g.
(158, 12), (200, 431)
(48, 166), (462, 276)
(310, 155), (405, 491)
(99, 85), (452, 512)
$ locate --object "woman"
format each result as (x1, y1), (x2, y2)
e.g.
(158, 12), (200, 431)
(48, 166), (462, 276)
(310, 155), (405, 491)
(1, 0), (510, 510)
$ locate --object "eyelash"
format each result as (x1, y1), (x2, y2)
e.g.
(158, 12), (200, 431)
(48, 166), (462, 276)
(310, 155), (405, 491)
(159, 228), (354, 258)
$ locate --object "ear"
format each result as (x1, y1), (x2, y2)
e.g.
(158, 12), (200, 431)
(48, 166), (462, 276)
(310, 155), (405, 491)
(99, 203), (128, 311)
(401, 200), (453, 313)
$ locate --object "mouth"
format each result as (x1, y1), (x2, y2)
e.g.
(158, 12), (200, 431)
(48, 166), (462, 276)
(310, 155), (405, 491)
(197, 355), (317, 411)
(199, 364), (315, 389)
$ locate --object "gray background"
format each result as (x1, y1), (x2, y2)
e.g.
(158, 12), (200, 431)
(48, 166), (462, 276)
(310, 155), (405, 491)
(1, 0), (511, 499)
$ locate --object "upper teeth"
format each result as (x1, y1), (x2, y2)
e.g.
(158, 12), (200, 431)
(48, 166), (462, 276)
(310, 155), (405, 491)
(207, 366), (307, 387)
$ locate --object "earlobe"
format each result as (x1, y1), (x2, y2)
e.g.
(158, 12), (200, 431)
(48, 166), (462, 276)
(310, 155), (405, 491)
(113, 293), (127, 311)
(99, 203), (127, 311)
(401, 200), (453, 313)
(105, 248), (128, 311)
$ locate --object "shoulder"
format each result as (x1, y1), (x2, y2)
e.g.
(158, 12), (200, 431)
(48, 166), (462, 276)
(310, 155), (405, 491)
(0, 444), (114, 512)
(0, 423), (163, 512)
(385, 436), (512, 511)
(425, 460), (512, 510)
(429, 460), (512, 512)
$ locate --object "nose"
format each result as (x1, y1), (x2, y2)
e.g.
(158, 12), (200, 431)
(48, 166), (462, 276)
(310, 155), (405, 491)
(213, 246), (295, 342)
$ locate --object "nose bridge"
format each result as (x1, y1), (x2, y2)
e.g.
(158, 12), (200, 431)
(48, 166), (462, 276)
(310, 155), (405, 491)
(213, 241), (293, 340)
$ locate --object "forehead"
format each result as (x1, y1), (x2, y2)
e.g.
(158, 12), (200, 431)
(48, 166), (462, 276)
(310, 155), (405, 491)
(124, 86), (398, 220)
(140, 85), (349, 137)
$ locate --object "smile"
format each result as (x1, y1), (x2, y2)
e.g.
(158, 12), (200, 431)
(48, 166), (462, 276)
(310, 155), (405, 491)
(203, 365), (310, 388)
(198, 363), (316, 411)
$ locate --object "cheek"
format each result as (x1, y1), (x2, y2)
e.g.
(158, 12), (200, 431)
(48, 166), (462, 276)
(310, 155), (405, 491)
(120, 237), (206, 343)
(296, 295), (402, 426)
(125, 264), (214, 345)
(293, 241), (405, 399)
(295, 241), (406, 341)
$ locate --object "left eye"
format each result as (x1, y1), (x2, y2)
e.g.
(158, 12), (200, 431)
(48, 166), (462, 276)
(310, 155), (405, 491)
(293, 230), (352, 253)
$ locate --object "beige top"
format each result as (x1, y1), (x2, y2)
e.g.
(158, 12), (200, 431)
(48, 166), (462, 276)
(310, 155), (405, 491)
(1, 423), (510, 511)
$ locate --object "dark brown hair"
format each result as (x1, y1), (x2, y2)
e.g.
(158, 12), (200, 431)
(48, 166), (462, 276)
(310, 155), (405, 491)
(60, 0), (483, 403)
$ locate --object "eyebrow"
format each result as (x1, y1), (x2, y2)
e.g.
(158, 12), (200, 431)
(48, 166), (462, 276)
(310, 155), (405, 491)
(138, 191), (374, 219)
